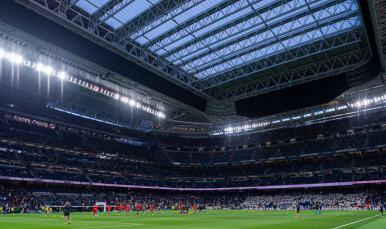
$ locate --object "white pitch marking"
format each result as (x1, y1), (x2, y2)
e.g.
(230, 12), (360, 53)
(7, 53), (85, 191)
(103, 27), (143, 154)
(332, 214), (380, 229)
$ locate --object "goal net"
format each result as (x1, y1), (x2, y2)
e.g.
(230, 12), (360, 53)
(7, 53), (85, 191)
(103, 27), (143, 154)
(96, 202), (106, 212)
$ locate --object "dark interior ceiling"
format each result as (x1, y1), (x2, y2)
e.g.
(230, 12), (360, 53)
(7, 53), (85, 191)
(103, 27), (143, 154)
(235, 73), (349, 118)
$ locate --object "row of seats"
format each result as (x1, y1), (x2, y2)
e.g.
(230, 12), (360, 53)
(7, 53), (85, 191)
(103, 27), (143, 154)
(155, 110), (386, 148)
(165, 130), (385, 164)
(1, 183), (383, 211)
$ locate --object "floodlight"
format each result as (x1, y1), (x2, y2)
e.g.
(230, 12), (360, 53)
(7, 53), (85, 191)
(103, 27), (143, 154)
(45, 67), (53, 75)
(9, 54), (22, 63)
(0, 49), (5, 58)
(58, 72), (66, 79)
(36, 63), (44, 71)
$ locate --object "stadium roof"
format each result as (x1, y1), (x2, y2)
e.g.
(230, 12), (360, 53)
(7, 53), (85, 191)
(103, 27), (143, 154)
(0, 0), (383, 130)
(70, 0), (368, 97)
(10, 0), (368, 100)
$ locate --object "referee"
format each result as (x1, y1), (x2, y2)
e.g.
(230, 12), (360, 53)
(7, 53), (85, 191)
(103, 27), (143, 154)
(64, 202), (72, 224)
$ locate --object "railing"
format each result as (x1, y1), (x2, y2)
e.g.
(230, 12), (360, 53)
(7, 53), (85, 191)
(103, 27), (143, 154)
(0, 175), (385, 191)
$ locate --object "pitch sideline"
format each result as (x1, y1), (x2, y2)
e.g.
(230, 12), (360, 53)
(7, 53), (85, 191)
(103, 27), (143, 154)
(332, 214), (380, 229)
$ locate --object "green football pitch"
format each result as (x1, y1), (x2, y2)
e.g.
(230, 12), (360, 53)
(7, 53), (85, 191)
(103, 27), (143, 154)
(0, 210), (384, 229)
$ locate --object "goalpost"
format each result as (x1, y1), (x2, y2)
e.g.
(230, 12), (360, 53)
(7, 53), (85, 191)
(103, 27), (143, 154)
(96, 202), (106, 212)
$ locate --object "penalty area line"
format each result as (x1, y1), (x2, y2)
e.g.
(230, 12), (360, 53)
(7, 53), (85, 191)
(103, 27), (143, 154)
(332, 214), (380, 229)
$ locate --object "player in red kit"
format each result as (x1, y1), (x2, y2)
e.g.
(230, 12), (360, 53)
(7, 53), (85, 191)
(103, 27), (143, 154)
(107, 206), (111, 215)
(150, 205), (154, 213)
(136, 203), (140, 217)
(117, 204), (121, 215)
(194, 205), (197, 213)
(92, 205), (98, 218)
(180, 205), (183, 214)
(142, 205), (145, 214)
(126, 205), (130, 215)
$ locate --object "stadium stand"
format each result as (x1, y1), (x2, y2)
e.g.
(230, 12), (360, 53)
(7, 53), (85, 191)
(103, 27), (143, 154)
(1, 181), (384, 213)
(0, 103), (386, 191)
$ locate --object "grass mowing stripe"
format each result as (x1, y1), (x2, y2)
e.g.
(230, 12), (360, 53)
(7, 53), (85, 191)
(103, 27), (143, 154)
(0, 210), (380, 229)
(0, 216), (143, 225)
(68, 220), (143, 225)
(0, 217), (56, 220)
(332, 214), (380, 229)
(86, 225), (135, 228)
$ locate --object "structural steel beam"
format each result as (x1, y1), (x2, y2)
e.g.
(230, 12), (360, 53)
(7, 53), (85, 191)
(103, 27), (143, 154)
(164, 0), (349, 65)
(182, 12), (359, 74)
(88, 0), (136, 32)
(143, 0), (261, 53)
(15, 0), (369, 103)
(165, 0), (288, 63)
(16, 0), (212, 100)
(115, 0), (196, 43)
(193, 9), (362, 81)
(48, 99), (145, 130)
(199, 27), (365, 89)
(208, 48), (371, 101)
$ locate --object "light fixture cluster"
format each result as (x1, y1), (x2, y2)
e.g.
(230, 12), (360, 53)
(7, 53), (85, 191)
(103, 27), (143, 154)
(0, 49), (22, 63)
(224, 122), (269, 132)
(70, 77), (165, 118)
(172, 127), (207, 131)
(348, 96), (386, 108)
(0, 49), (166, 118)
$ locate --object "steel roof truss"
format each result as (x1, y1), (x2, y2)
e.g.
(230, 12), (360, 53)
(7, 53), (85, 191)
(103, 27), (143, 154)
(198, 26), (364, 87)
(210, 48), (370, 101)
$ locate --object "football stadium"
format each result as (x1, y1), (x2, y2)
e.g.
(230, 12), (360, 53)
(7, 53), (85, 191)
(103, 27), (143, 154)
(0, 0), (385, 228)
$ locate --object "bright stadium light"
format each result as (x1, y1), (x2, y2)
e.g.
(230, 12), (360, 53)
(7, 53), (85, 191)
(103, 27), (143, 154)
(58, 72), (66, 79)
(8, 54), (22, 63)
(349, 95), (386, 108)
(0, 49), (5, 58)
(45, 67), (53, 75)
(36, 63), (44, 71)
